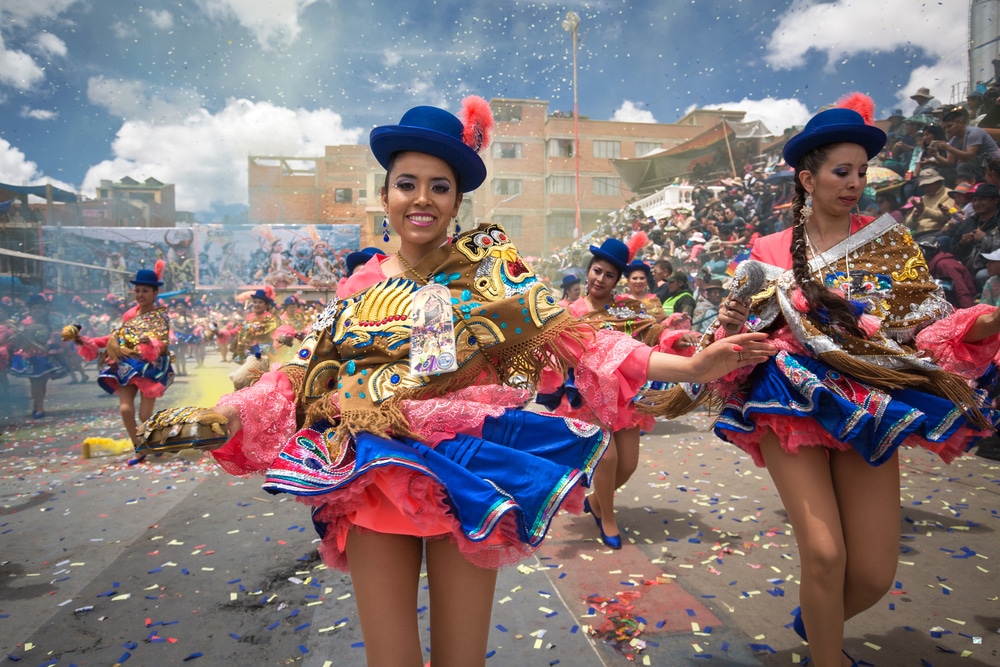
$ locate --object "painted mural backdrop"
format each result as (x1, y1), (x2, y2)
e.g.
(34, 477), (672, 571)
(40, 224), (360, 295)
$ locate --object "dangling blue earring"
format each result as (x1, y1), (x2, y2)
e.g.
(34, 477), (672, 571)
(453, 217), (461, 239)
(382, 216), (389, 243)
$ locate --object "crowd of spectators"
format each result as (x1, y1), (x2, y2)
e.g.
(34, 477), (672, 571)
(536, 81), (1000, 324)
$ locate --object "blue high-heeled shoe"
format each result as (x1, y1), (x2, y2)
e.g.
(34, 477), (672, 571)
(583, 497), (622, 549)
(792, 608), (859, 666)
(791, 606), (807, 641)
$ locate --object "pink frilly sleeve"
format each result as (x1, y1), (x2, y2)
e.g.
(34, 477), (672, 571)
(211, 368), (298, 476)
(568, 328), (652, 427)
(274, 324), (297, 343)
(76, 334), (110, 362)
(138, 337), (166, 362)
(656, 328), (696, 356)
(915, 303), (1000, 379)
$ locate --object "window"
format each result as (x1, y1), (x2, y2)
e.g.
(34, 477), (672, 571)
(548, 138), (573, 158)
(547, 175), (575, 195)
(493, 104), (522, 122)
(493, 179), (522, 196)
(592, 177), (620, 196)
(593, 140), (621, 159)
(493, 214), (522, 236)
(548, 213), (576, 237)
(335, 188), (352, 203)
(493, 142), (523, 159)
(635, 141), (662, 157)
(358, 188), (367, 201)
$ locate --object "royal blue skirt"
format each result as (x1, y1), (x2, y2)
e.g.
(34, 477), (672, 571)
(98, 355), (174, 397)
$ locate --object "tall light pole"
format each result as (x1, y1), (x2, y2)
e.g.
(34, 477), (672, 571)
(562, 11), (581, 239)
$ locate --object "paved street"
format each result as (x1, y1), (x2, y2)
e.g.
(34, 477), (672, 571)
(1, 354), (999, 666)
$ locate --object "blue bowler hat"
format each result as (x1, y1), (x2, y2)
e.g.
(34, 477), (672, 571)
(345, 246), (387, 275)
(783, 107), (886, 168)
(370, 106), (487, 192)
(626, 259), (653, 284)
(130, 269), (163, 287)
(250, 288), (274, 304)
(588, 238), (630, 274)
(559, 274), (581, 290)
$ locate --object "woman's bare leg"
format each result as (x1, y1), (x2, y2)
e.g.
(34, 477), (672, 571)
(588, 433), (619, 537)
(29, 377), (47, 415)
(117, 384), (139, 443)
(612, 426), (641, 489)
(345, 530), (424, 667)
(760, 432), (846, 667)
(425, 538), (498, 667)
(831, 448), (900, 620)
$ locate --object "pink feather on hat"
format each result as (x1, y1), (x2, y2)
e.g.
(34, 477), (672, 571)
(459, 96), (494, 153)
(837, 92), (876, 126)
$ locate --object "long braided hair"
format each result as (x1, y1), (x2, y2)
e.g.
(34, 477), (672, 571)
(789, 145), (866, 339)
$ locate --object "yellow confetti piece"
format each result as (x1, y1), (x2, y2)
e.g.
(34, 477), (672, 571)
(754, 634), (766, 640)
(579, 554), (594, 561)
(306, 600), (323, 606)
(498, 596), (512, 604)
(533, 639), (543, 649)
(111, 593), (130, 601)
(946, 618), (966, 625)
(539, 607), (553, 614)
(961, 650), (973, 658)
(898, 560), (915, 566)
(150, 536), (164, 541)
(70, 562), (85, 567)
(230, 592), (238, 601)
(201, 567), (214, 572)
(167, 539), (184, 546)
(691, 622), (701, 632)
(643, 656), (651, 665)
(337, 593), (352, 600)
(227, 529), (240, 534)
(191, 550), (202, 555)
(510, 585), (522, 593)
(144, 584), (159, 590)
(792, 653), (802, 664)
(692, 643), (703, 653)
(608, 569), (622, 574)
(24, 643), (33, 651)
(863, 642), (881, 650)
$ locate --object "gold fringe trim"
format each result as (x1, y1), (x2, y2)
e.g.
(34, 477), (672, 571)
(636, 385), (721, 420)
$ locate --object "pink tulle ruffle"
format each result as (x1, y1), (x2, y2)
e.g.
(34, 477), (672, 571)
(915, 303), (1000, 378)
(213, 370), (297, 475)
(726, 414), (975, 468)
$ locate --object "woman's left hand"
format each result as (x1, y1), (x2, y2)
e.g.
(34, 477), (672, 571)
(718, 297), (750, 335)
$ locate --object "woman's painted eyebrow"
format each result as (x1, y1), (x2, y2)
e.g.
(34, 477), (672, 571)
(393, 172), (454, 183)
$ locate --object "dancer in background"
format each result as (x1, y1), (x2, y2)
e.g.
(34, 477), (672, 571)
(539, 238), (708, 548)
(136, 99), (774, 667)
(67, 264), (174, 450)
(708, 95), (1000, 667)
(10, 294), (69, 419)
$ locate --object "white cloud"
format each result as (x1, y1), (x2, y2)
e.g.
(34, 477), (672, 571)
(195, 0), (319, 50)
(87, 76), (206, 123)
(693, 97), (813, 136)
(612, 100), (656, 123)
(0, 136), (75, 194)
(20, 107), (58, 120)
(0, 0), (79, 23)
(147, 9), (174, 30)
(80, 98), (364, 211)
(766, 0), (961, 69)
(0, 33), (45, 90)
(384, 49), (402, 67)
(36, 32), (67, 58)
(111, 21), (137, 39)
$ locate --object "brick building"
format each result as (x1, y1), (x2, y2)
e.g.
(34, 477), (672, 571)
(246, 98), (747, 255)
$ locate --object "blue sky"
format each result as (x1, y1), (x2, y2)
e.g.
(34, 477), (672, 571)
(0, 0), (970, 217)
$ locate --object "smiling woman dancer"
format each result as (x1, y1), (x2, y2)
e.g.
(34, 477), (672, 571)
(135, 98), (773, 667)
(705, 95), (1000, 667)
(66, 264), (174, 450)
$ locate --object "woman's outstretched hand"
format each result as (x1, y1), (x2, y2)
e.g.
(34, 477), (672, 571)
(691, 332), (774, 382)
(214, 403), (243, 437)
(647, 332), (775, 385)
